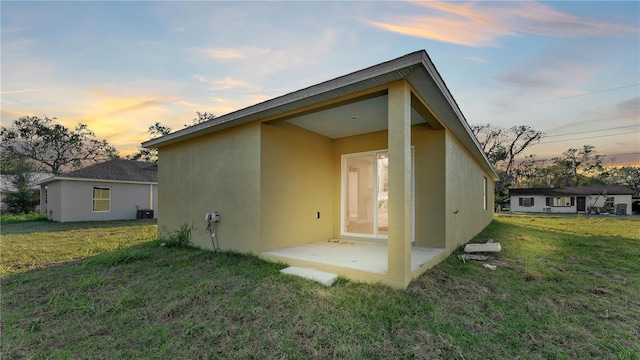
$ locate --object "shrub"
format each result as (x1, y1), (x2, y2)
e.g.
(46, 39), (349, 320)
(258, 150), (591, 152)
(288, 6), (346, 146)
(159, 222), (193, 247)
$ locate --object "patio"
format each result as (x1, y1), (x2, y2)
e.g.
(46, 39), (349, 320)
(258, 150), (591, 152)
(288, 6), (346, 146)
(262, 238), (445, 275)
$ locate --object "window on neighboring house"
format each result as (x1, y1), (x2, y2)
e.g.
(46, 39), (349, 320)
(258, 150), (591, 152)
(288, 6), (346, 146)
(546, 196), (574, 207)
(483, 176), (488, 210)
(519, 197), (534, 207)
(604, 196), (615, 208)
(602, 196), (615, 212)
(93, 187), (111, 212)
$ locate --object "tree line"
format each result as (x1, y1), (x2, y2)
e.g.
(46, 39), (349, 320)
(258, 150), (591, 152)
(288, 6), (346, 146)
(0, 113), (214, 214)
(1, 116), (638, 213)
(472, 123), (639, 206)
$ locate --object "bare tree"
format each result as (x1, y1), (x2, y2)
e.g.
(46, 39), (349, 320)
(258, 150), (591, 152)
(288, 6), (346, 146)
(132, 112), (217, 163)
(471, 124), (544, 205)
(1, 116), (118, 175)
(471, 123), (506, 164)
(129, 122), (172, 163)
(550, 145), (602, 187)
(605, 166), (640, 195)
(187, 112), (216, 127)
(504, 126), (544, 176)
(471, 124), (543, 174)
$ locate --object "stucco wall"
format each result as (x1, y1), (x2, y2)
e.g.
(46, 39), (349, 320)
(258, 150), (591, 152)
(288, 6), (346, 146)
(412, 126), (446, 248)
(259, 122), (334, 251)
(444, 131), (495, 250)
(157, 122), (261, 253)
(510, 195), (571, 213)
(49, 180), (156, 222)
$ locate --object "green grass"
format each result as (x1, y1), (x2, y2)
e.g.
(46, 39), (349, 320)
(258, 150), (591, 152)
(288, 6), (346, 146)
(1, 216), (639, 359)
(0, 219), (157, 275)
(0, 212), (48, 224)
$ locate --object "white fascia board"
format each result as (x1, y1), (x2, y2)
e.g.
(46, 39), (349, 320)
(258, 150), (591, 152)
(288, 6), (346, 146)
(38, 177), (157, 186)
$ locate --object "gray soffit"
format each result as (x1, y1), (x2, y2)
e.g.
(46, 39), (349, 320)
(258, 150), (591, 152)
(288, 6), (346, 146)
(143, 50), (497, 179)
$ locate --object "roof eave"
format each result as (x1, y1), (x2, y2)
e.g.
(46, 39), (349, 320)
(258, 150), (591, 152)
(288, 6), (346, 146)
(142, 51), (427, 149)
(37, 177), (157, 186)
(143, 50), (498, 180)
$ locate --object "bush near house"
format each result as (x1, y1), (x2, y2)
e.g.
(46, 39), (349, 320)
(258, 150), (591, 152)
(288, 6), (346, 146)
(1, 216), (639, 359)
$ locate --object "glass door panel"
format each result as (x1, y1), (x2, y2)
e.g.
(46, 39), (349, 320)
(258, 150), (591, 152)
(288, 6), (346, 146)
(376, 153), (389, 235)
(344, 155), (374, 235)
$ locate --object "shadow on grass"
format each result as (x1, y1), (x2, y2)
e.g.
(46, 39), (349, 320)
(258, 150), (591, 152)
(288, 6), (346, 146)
(1, 218), (157, 235)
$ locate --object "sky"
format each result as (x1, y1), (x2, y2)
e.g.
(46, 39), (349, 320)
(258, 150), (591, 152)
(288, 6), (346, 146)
(2, 1), (639, 166)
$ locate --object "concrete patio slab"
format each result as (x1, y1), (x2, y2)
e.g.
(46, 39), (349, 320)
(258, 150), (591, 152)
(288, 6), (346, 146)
(263, 239), (445, 275)
(280, 267), (338, 286)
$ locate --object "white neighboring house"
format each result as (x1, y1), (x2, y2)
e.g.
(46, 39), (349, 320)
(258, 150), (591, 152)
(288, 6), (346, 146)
(509, 185), (634, 215)
(1, 172), (52, 212)
(37, 159), (158, 222)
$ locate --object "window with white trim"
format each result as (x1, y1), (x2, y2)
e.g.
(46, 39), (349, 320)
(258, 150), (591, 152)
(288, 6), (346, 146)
(93, 187), (111, 212)
(604, 196), (615, 208)
(546, 196), (574, 207)
(519, 197), (534, 207)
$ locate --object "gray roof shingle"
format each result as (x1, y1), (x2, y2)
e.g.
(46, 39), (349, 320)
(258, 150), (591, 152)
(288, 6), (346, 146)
(39, 159), (157, 184)
(509, 185), (634, 197)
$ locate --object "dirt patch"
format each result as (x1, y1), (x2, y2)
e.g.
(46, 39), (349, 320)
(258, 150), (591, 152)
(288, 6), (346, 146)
(525, 270), (545, 281)
(491, 257), (522, 270)
(590, 287), (615, 296)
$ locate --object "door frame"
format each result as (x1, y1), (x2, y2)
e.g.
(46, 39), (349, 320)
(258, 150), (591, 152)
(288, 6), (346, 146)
(340, 148), (414, 241)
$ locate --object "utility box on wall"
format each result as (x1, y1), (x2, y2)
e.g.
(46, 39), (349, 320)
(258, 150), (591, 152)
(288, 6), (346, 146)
(136, 209), (154, 219)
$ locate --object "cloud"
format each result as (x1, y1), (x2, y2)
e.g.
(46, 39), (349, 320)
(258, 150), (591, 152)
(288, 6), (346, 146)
(615, 97), (640, 121)
(194, 75), (257, 91)
(98, 97), (178, 117)
(0, 108), (33, 124)
(462, 56), (490, 64)
(197, 47), (271, 60)
(543, 97), (640, 133)
(364, 1), (638, 47)
(0, 88), (46, 96)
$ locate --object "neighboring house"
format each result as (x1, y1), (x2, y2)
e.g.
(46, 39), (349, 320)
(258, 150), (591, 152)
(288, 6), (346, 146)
(509, 185), (634, 215)
(143, 50), (498, 289)
(1, 172), (52, 212)
(37, 159), (158, 222)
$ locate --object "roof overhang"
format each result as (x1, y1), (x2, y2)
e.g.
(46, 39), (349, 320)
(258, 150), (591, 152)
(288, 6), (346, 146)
(37, 177), (157, 186)
(143, 50), (498, 180)
(509, 186), (635, 196)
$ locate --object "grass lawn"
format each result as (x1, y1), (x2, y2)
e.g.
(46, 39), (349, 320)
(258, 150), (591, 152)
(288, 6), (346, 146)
(1, 215), (639, 359)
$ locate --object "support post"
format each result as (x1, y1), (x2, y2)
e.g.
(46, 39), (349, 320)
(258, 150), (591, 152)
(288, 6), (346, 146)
(387, 81), (412, 289)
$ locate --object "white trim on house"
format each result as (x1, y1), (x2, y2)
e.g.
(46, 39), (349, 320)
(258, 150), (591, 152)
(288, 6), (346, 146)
(38, 177), (156, 186)
(92, 186), (111, 213)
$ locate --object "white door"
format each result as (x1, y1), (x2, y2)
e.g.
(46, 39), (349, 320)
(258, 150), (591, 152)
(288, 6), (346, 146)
(342, 150), (413, 239)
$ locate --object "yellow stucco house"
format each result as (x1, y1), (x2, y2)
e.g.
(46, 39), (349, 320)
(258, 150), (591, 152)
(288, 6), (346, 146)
(143, 50), (498, 289)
